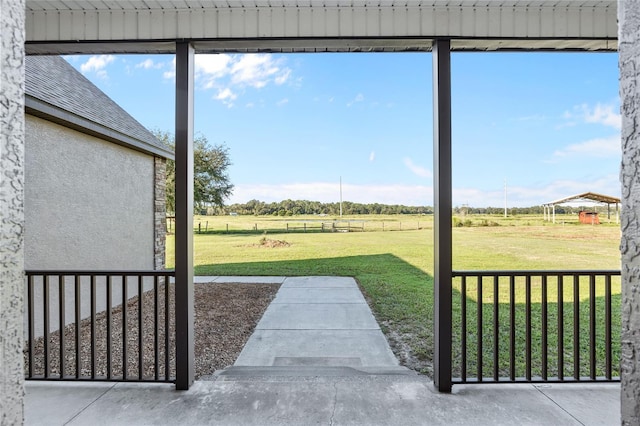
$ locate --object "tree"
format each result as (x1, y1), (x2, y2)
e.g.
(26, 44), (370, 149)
(153, 130), (234, 213)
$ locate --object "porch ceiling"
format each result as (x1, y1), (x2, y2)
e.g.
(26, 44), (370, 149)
(25, 0), (617, 54)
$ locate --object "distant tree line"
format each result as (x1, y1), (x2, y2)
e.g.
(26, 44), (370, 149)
(222, 199), (434, 216)
(215, 201), (604, 217)
(454, 205), (600, 215)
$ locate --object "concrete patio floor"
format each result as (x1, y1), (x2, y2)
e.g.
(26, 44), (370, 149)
(24, 276), (621, 425)
(25, 378), (620, 426)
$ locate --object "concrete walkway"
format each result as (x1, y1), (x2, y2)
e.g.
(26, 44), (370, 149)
(232, 276), (402, 370)
(24, 276), (621, 425)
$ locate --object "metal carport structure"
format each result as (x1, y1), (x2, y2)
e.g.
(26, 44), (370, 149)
(20, 0), (618, 394)
(543, 191), (621, 223)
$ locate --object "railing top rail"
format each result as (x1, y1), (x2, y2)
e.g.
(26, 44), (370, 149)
(25, 270), (176, 276)
(452, 269), (621, 277)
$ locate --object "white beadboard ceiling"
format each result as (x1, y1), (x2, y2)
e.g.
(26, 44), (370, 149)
(25, 0), (617, 54)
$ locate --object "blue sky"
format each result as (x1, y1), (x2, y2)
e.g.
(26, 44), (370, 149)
(66, 51), (620, 208)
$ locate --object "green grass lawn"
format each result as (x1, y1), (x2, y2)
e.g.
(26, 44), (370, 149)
(166, 214), (621, 379)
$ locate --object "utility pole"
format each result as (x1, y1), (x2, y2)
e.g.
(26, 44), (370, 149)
(504, 179), (508, 218)
(340, 176), (343, 217)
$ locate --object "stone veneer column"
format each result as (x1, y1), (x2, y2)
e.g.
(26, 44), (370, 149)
(620, 1), (640, 424)
(154, 156), (167, 270)
(0, 0), (25, 424)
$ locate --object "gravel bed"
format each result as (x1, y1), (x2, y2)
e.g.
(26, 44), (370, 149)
(24, 283), (279, 381)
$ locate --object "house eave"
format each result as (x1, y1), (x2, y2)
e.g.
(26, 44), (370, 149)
(25, 36), (618, 56)
(25, 95), (175, 161)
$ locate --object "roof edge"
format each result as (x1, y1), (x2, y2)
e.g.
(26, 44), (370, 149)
(543, 192), (621, 206)
(25, 36), (618, 55)
(25, 96), (174, 161)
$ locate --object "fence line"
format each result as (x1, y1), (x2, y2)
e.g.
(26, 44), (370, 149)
(189, 220), (430, 234)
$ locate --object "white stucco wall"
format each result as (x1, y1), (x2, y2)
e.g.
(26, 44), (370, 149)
(619, 2), (640, 424)
(0, 0), (25, 423)
(24, 115), (155, 270)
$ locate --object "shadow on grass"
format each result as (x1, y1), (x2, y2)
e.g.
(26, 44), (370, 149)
(452, 293), (621, 381)
(195, 256), (621, 381)
(196, 253), (437, 375)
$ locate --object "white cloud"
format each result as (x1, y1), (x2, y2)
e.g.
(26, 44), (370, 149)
(275, 69), (291, 85)
(135, 58), (164, 70)
(215, 88), (237, 107)
(196, 55), (233, 88)
(347, 93), (364, 107)
(453, 174), (620, 208)
(228, 182), (433, 206)
(231, 55), (271, 87)
(163, 57), (176, 80)
(404, 158), (432, 178)
(581, 103), (621, 130)
(216, 88), (237, 100)
(229, 54), (291, 89)
(563, 102), (621, 130)
(227, 174), (621, 208)
(161, 54), (292, 104)
(80, 55), (115, 77)
(276, 98), (289, 106)
(551, 135), (620, 159)
(165, 55), (234, 84)
(197, 55), (232, 73)
(369, 151), (376, 162)
(552, 102), (621, 160)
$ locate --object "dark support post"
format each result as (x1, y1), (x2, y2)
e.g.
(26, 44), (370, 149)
(433, 39), (453, 393)
(175, 42), (194, 390)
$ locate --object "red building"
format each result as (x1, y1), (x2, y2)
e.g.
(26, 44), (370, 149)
(579, 211), (600, 225)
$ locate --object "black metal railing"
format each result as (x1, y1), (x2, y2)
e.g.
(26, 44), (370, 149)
(452, 270), (620, 384)
(24, 270), (175, 382)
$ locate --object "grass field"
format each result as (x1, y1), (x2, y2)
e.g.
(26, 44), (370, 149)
(166, 213), (621, 378)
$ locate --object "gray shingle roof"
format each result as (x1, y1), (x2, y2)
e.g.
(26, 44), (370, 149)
(25, 55), (173, 159)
